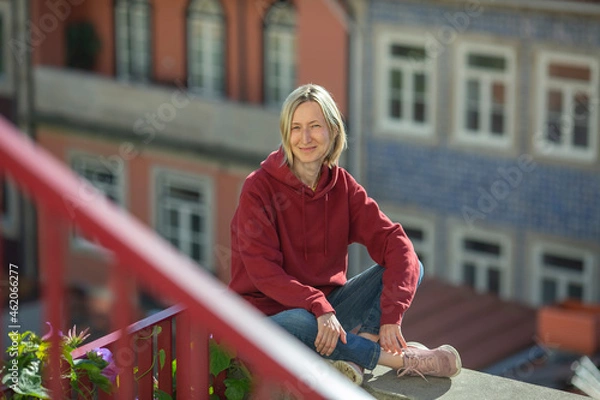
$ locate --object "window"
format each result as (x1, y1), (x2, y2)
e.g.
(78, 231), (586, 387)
(455, 42), (516, 148)
(70, 153), (125, 249)
(535, 52), (598, 162)
(532, 242), (596, 305)
(1, 176), (20, 240)
(0, 0), (13, 94)
(115, 0), (151, 82)
(187, 0), (225, 97)
(155, 170), (213, 271)
(451, 226), (512, 298)
(387, 212), (436, 276)
(264, 0), (296, 108)
(376, 31), (436, 137)
(0, 12), (4, 79)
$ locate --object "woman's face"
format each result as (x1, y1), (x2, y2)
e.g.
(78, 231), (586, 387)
(289, 101), (331, 168)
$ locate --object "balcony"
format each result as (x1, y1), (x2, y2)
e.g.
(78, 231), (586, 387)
(0, 113), (591, 398)
(34, 67), (280, 160)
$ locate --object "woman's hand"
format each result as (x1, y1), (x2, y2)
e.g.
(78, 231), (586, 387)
(315, 312), (347, 356)
(379, 323), (407, 354)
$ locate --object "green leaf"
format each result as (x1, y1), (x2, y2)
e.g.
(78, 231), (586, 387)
(159, 349), (166, 370)
(154, 388), (173, 400)
(224, 377), (251, 400)
(11, 362), (50, 399)
(209, 341), (232, 377)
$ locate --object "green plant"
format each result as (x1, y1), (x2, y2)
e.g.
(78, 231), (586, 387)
(208, 339), (252, 400)
(0, 325), (115, 399)
(1, 325), (254, 400)
(151, 337), (253, 400)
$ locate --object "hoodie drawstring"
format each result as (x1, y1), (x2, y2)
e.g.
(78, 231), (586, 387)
(302, 187), (308, 261)
(324, 193), (329, 256)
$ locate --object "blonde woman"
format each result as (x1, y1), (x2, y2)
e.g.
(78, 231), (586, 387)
(229, 84), (461, 384)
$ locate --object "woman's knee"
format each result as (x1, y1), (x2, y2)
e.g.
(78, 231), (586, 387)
(269, 309), (317, 334)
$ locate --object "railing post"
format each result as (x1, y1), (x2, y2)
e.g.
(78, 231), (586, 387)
(135, 325), (155, 399)
(38, 205), (65, 399)
(176, 310), (209, 399)
(156, 318), (173, 396)
(112, 262), (135, 400)
(0, 170), (4, 356)
(176, 310), (192, 399)
(191, 321), (209, 400)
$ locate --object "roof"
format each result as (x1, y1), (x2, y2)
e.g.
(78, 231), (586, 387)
(402, 277), (537, 370)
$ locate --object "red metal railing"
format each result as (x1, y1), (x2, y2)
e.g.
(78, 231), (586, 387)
(0, 116), (373, 399)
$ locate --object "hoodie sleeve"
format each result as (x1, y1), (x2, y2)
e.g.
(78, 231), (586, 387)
(233, 183), (335, 318)
(346, 174), (420, 326)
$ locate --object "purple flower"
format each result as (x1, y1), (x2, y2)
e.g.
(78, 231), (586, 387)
(101, 361), (119, 384)
(92, 347), (119, 384)
(93, 347), (114, 364)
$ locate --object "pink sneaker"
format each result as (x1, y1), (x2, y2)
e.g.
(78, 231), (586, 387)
(398, 342), (462, 379)
(332, 360), (364, 385)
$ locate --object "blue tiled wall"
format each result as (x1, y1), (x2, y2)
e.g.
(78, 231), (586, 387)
(367, 140), (600, 241)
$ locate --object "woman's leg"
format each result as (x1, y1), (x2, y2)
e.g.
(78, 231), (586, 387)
(328, 261), (425, 337)
(270, 261), (425, 370)
(326, 264), (384, 335)
(269, 308), (381, 370)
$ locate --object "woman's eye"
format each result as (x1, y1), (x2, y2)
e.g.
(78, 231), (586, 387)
(311, 125), (320, 129)
(292, 126), (300, 130)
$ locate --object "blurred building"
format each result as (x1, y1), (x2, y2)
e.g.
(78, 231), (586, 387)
(0, 0), (351, 293)
(353, 0), (600, 308)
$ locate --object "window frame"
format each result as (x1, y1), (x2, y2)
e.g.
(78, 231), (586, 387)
(263, 0), (296, 109)
(115, 0), (152, 83)
(531, 241), (597, 306)
(152, 168), (214, 272)
(384, 209), (436, 276)
(375, 30), (437, 139)
(0, 1), (14, 95)
(450, 224), (514, 299)
(454, 41), (516, 149)
(187, 0), (226, 97)
(1, 176), (20, 240)
(69, 152), (127, 252)
(534, 50), (599, 163)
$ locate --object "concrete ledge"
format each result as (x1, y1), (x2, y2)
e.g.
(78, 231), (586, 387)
(363, 366), (589, 400)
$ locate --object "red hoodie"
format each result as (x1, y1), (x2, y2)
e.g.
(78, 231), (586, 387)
(228, 148), (420, 325)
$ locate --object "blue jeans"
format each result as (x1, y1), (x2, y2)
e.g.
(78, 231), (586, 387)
(269, 262), (424, 370)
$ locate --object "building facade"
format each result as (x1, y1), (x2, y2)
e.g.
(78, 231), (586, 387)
(9, 0), (350, 295)
(359, 0), (600, 307)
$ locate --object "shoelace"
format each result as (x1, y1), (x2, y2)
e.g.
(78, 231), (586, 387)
(397, 351), (437, 381)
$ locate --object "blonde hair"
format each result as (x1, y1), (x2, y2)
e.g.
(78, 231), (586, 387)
(279, 84), (347, 167)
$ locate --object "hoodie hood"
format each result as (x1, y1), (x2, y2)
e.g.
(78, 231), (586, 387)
(260, 148), (339, 199)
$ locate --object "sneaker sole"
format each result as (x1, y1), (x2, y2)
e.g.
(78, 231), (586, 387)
(332, 360), (364, 385)
(439, 345), (462, 378)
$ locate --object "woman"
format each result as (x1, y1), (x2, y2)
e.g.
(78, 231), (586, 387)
(229, 84), (461, 384)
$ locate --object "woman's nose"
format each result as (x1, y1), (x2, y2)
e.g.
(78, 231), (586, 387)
(302, 128), (312, 143)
